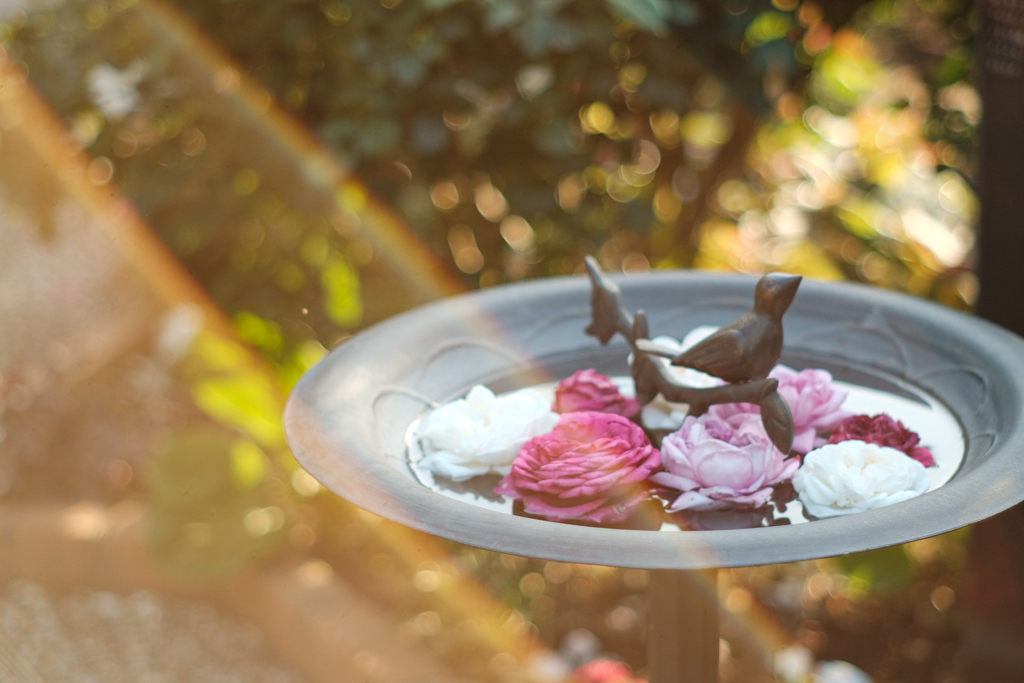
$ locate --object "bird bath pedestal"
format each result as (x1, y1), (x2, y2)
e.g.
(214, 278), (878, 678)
(285, 271), (1024, 683)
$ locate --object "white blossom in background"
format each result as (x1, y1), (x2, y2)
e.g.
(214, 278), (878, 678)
(793, 440), (930, 518)
(155, 303), (204, 366)
(558, 627), (602, 669)
(813, 660), (873, 683)
(776, 645), (873, 683)
(87, 61), (147, 122)
(415, 385), (558, 481)
(775, 645), (814, 683)
(515, 64), (554, 100)
(525, 650), (572, 683)
(639, 325), (720, 431)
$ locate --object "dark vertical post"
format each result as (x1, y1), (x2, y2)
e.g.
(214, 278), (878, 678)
(975, 0), (1024, 330)
(647, 569), (720, 683)
(966, 3), (1024, 681)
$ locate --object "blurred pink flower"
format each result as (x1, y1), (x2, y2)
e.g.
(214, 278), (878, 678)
(829, 414), (935, 467)
(652, 413), (798, 511)
(575, 658), (643, 683)
(496, 412), (661, 524)
(554, 369), (640, 417)
(710, 365), (851, 453)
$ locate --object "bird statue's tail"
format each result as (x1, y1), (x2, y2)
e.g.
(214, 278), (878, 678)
(758, 381), (795, 455)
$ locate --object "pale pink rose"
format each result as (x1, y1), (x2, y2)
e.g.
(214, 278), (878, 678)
(710, 365), (851, 453)
(495, 412), (661, 524)
(651, 413), (798, 511)
(554, 369), (640, 417)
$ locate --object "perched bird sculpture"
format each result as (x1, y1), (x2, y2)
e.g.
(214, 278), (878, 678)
(665, 273), (801, 383)
(583, 261), (800, 453)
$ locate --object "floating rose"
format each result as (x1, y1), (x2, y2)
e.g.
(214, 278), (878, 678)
(638, 327), (721, 431)
(828, 414), (935, 467)
(793, 440), (930, 518)
(495, 412), (661, 524)
(651, 413), (798, 511)
(648, 327), (721, 386)
(710, 365), (851, 453)
(415, 385), (559, 481)
(640, 395), (691, 432)
(554, 369), (640, 417)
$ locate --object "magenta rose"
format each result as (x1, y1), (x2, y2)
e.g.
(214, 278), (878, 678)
(651, 413), (799, 511)
(828, 414), (936, 467)
(495, 412), (661, 523)
(553, 369), (640, 417)
(710, 365), (851, 453)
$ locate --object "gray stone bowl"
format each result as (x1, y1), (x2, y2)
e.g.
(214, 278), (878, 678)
(285, 271), (1024, 569)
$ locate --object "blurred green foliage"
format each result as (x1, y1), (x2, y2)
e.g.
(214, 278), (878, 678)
(189, 331), (288, 449)
(0, 4), (980, 665)
(4, 0), (978, 358)
(149, 426), (287, 579)
(160, 0), (976, 311)
(165, 0), (820, 287)
(4, 0), (433, 374)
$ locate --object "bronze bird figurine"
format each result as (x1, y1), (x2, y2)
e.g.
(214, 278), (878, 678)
(669, 273), (802, 383)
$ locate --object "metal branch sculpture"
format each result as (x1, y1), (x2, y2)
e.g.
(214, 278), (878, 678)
(583, 256), (797, 454)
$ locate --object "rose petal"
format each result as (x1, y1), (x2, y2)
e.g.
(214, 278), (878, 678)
(418, 385), (559, 480)
(656, 413), (794, 509)
(497, 411), (660, 524)
(794, 440), (930, 517)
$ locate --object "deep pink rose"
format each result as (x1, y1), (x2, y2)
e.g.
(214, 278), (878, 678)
(828, 414), (936, 467)
(710, 365), (851, 453)
(651, 413), (798, 511)
(575, 659), (641, 683)
(495, 412), (661, 523)
(554, 369), (640, 417)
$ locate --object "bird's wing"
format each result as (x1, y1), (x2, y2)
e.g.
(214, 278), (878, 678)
(675, 327), (745, 377)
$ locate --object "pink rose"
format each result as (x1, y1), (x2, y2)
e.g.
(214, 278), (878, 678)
(828, 414), (935, 467)
(495, 412), (661, 524)
(651, 413), (799, 511)
(554, 369), (640, 417)
(710, 365), (851, 453)
(575, 659), (642, 683)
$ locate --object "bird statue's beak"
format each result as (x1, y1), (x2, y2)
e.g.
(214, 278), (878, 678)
(773, 274), (802, 315)
(756, 272), (802, 316)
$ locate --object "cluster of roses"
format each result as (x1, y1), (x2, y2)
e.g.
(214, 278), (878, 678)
(415, 351), (935, 525)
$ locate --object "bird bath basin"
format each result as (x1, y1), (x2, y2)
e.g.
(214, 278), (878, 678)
(284, 270), (1024, 682)
(285, 271), (1024, 567)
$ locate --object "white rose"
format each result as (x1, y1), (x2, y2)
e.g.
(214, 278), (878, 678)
(793, 440), (930, 518)
(641, 396), (691, 431)
(415, 385), (559, 481)
(638, 326), (720, 431)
